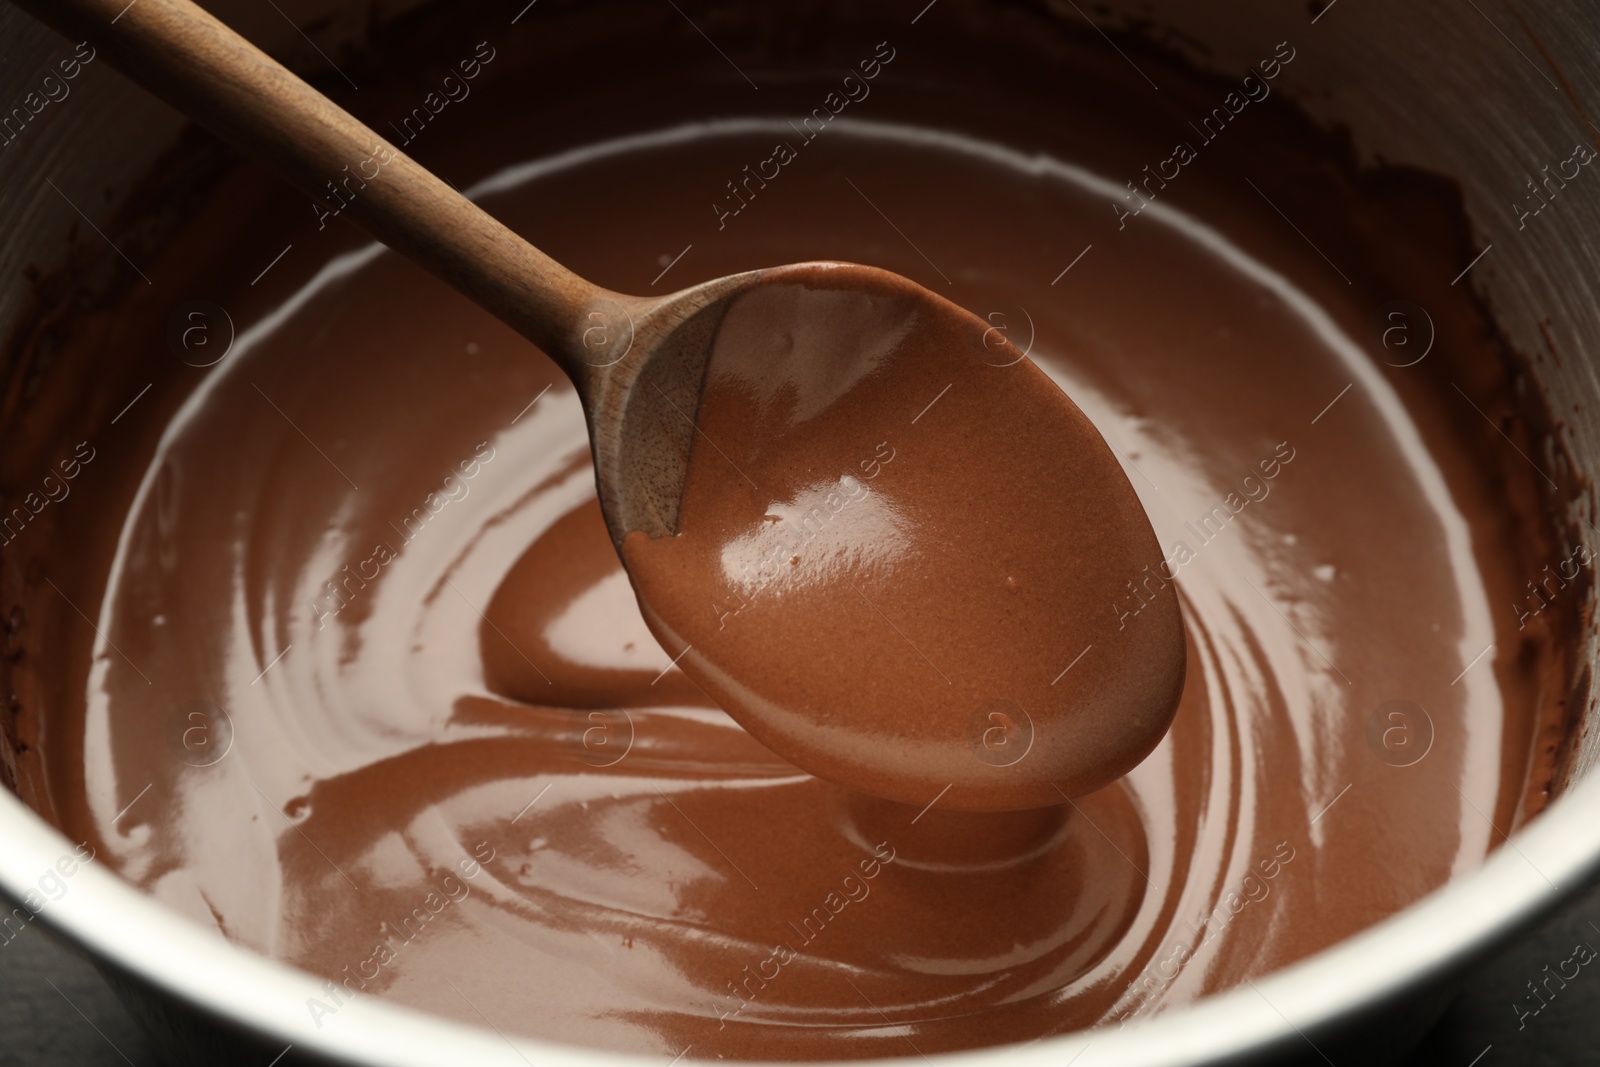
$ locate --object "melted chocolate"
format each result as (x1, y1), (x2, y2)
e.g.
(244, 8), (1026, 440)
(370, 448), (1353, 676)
(0, 1), (1581, 1059)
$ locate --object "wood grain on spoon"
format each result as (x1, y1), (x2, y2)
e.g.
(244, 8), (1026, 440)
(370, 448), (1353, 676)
(17, 0), (1187, 810)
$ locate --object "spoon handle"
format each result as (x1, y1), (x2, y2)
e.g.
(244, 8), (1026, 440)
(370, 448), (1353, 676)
(13, 0), (612, 383)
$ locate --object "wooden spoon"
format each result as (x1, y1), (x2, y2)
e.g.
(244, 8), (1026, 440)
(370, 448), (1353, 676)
(15, 0), (1186, 811)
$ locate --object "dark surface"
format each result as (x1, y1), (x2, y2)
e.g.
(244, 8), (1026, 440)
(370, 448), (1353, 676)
(1, 920), (162, 1066)
(3, 882), (1599, 1067)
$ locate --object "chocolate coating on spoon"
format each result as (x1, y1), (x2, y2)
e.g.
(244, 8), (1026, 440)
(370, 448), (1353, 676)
(620, 263), (1185, 810)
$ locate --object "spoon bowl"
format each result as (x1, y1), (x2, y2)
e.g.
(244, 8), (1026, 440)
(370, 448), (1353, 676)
(617, 260), (1185, 810)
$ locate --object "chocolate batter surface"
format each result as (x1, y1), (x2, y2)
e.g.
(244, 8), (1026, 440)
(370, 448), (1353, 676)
(617, 263), (1184, 811)
(4, 5), (1577, 1060)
